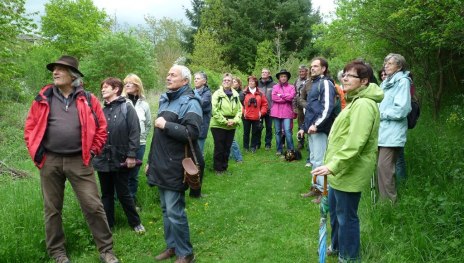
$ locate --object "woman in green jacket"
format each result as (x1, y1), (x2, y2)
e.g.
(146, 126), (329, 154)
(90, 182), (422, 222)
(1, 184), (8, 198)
(210, 73), (242, 174)
(312, 60), (384, 262)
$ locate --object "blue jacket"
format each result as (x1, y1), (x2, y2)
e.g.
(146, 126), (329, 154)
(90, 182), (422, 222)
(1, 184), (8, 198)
(195, 85), (212, 139)
(302, 76), (336, 135)
(378, 71), (411, 147)
(146, 85), (204, 191)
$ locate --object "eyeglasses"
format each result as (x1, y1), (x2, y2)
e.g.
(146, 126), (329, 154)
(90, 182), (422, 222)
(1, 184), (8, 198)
(223, 79), (231, 82)
(125, 82), (135, 86)
(342, 73), (360, 79)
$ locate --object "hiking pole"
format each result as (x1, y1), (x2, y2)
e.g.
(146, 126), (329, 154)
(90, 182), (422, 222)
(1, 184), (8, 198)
(317, 174), (328, 263)
(370, 172), (377, 205)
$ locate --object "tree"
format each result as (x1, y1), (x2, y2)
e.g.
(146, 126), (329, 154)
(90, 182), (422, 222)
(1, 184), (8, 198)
(183, 0), (206, 53)
(253, 40), (276, 76)
(80, 32), (155, 93)
(141, 16), (187, 88)
(315, 0), (464, 117)
(0, 0), (37, 101)
(41, 0), (111, 58)
(189, 29), (226, 72)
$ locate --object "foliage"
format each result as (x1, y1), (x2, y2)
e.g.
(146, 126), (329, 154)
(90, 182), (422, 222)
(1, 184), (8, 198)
(183, 0), (205, 53)
(41, 0), (111, 58)
(142, 16), (187, 89)
(80, 32), (155, 93)
(253, 40), (277, 77)
(0, 0), (37, 101)
(187, 0), (321, 73)
(315, 0), (464, 118)
(189, 29), (227, 73)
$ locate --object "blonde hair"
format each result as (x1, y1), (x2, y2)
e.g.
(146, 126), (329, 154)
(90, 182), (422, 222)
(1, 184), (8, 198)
(122, 73), (145, 98)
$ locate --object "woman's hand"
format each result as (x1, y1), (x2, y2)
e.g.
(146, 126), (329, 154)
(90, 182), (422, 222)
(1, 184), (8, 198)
(126, 157), (136, 168)
(311, 165), (332, 176)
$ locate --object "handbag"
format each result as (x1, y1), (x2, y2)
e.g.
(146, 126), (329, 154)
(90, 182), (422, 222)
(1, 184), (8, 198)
(182, 129), (201, 190)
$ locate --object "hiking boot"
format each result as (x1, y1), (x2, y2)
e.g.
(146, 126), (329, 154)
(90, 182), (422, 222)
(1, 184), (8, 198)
(99, 251), (119, 263)
(134, 224), (146, 235)
(300, 188), (321, 198)
(174, 254), (195, 263)
(155, 248), (175, 261)
(55, 255), (70, 263)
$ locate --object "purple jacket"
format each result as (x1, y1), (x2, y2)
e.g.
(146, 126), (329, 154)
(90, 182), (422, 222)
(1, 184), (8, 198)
(270, 82), (296, 119)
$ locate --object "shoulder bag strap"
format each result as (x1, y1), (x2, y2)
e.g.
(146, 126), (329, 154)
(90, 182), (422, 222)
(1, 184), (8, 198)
(185, 129), (199, 165)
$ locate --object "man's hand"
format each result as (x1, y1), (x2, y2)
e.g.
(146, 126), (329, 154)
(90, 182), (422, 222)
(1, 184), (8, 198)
(155, 117), (167, 129)
(126, 157), (136, 168)
(309, 124), (317, 134)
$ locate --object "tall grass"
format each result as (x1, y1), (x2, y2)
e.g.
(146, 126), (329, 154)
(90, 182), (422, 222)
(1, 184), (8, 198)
(0, 92), (462, 262)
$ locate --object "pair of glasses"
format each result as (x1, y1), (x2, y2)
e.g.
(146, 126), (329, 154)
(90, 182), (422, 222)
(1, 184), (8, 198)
(223, 79), (231, 82)
(342, 73), (360, 79)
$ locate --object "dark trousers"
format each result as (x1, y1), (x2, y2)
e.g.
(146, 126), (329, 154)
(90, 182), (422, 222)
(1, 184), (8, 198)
(257, 114), (273, 148)
(98, 169), (141, 228)
(211, 128), (235, 172)
(242, 118), (260, 150)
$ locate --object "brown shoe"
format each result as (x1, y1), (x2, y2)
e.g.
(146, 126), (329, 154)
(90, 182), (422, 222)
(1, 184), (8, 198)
(155, 248), (175, 261)
(300, 188), (322, 198)
(174, 254), (195, 263)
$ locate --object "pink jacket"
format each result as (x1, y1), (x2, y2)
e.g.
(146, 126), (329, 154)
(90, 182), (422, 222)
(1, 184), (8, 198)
(270, 83), (296, 119)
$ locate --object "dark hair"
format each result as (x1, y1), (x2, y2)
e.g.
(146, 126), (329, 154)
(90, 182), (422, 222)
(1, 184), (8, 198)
(312, 56), (330, 76)
(343, 60), (376, 84)
(378, 68), (386, 81)
(101, 77), (123, 96)
(247, 75), (258, 87)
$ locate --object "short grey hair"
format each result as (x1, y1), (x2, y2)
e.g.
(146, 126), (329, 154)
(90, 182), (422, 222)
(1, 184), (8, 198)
(384, 53), (407, 71)
(69, 68), (83, 87)
(194, 71), (208, 82)
(174, 64), (192, 83)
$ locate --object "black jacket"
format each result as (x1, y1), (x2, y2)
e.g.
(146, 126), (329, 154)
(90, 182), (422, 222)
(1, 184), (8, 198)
(93, 96), (140, 172)
(146, 86), (204, 192)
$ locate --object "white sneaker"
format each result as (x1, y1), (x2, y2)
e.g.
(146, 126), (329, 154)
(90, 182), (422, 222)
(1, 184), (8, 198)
(305, 162), (312, 167)
(134, 224), (146, 234)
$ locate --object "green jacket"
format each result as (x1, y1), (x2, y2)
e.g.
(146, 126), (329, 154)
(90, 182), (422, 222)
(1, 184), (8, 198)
(326, 83), (384, 192)
(210, 86), (242, 130)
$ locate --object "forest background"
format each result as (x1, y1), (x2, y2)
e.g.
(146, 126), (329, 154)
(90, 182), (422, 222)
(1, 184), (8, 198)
(1, 0), (463, 262)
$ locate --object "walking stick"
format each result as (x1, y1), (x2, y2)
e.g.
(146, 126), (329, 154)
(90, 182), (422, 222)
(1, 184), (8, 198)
(317, 174), (329, 263)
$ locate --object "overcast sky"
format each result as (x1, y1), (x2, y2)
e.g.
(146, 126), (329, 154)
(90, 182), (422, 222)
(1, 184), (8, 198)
(25, 0), (336, 27)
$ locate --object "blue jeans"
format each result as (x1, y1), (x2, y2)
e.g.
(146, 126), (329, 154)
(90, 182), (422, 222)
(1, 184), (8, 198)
(128, 144), (146, 201)
(158, 188), (193, 257)
(273, 118), (294, 153)
(395, 147), (407, 182)
(329, 187), (361, 262)
(310, 132), (328, 191)
(198, 138), (206, 155)
(229, 139), (243, 161)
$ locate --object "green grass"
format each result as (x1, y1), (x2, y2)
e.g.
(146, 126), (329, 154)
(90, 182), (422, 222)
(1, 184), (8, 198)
(1, 92), (463, 262)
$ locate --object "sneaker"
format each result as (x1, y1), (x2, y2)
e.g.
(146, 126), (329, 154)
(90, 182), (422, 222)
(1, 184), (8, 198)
(251, 148), (256, 153)
(276, 151), (282, 156)
(134, 224), (146, 235)
(55, 255), (70, 263)
(305, 162), (312, 167)
(236, 160), (243, 163)
(265, 146), (271, 151)
(100, 251), (119, 263)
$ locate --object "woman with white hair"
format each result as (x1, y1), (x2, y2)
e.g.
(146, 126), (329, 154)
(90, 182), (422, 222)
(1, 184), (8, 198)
(377, 53), (411, 203)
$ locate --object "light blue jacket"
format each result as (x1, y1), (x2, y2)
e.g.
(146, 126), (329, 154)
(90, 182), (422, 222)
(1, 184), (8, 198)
(378, 71), (411, 147)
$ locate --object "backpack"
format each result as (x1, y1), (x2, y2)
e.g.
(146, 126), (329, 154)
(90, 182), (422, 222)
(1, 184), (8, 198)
(401, 77), (420, 129)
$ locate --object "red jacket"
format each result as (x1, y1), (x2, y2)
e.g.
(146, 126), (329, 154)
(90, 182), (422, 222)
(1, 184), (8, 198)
(24, 84), (107, 168)
(242, 88), (268, 121)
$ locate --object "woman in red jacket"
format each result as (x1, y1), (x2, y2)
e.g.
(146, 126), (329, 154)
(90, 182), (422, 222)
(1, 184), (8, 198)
(242, 76), (269, 153)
